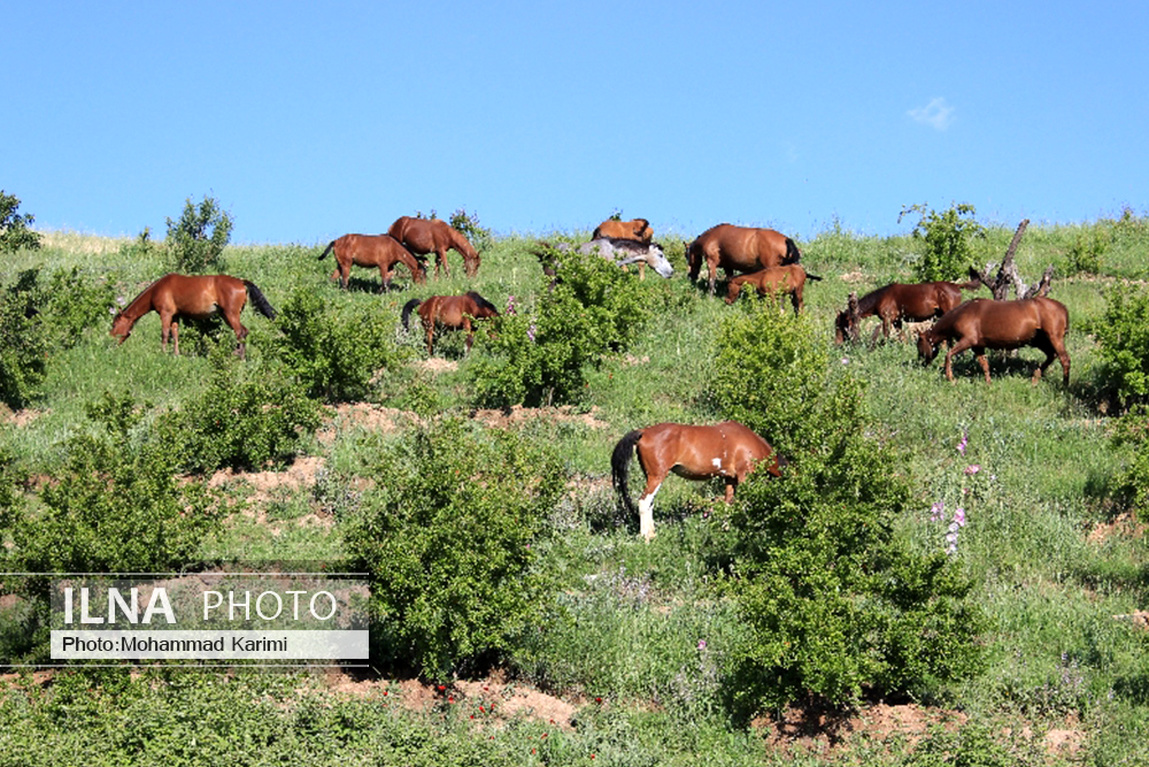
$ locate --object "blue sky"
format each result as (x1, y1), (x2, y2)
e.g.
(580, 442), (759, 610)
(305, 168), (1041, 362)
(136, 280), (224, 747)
(4, 1), (1146, 244)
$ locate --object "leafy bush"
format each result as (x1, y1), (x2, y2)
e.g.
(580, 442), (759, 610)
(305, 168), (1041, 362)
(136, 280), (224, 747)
(40, 267), (119, 349)
(1065, 225), (1107, 276)
(341, 418), (565, 679)
(1086, 282), (1149, 408)
(468, 249), (659, 407)
(449, 207), (493, 251)
(900, 202), (986, 282)
(154, 345), (322, 474)
(0, 191), (41, 252)
(1111, 405), (1149, 515)
(0, 270), (49, 408)
(1, 393), (220, 662)
(118, 226), (158, 260)
(261, 286), (405, 403)
(709, 302), (985, 716)
(165, 195), (233, 273)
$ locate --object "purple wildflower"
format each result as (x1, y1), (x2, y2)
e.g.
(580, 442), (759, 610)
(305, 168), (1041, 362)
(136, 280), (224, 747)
(527, 321), (537, 342)
(957, 432), (968, 455)
(930, 501), (945, 522)
(964, 464), (981, 476)
(506, 295), (517, 315)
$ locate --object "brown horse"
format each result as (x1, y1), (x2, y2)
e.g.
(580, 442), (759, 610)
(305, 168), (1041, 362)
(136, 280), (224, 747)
(917, 297), (1070, 385)
(835, 280), (981, 346)
(401, 291), (499, 354)
(592, 218), (653, 244)
(318, 233), (426, 292)
(387, 216), (481, 278)
(611, 421), (784, 541)
(110, 274), (276, 358)
(725, 265), (822, 313)
(686, 223), (802, 295)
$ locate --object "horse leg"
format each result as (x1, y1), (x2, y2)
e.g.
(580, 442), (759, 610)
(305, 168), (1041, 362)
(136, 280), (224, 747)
(436, 248), (450, 279)
(378, 266), (391, 294)
(636, 475), (665, 542)
(463, 317), (474, 354)
(423, 319), (435, 355)
(708, 261), (718, 296)
(943, 339), (975, 382)
(975, 349), (992, 384)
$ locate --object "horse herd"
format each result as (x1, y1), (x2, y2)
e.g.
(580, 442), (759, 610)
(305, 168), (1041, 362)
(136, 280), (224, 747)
(107, 215), (1072, 540)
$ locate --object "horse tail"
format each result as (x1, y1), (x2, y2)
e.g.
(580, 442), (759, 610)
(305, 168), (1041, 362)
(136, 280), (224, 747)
(244, 281), (277, 320)
(784, 237), (802, 264)
(611, 429), (644, 517)
(805, 272), (824, 281)
(401, 298), (422, 331)
(318, 241), (335, 260)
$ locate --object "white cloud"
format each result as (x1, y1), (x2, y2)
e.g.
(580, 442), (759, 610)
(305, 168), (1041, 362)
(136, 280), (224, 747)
(908, 97), (955, 131)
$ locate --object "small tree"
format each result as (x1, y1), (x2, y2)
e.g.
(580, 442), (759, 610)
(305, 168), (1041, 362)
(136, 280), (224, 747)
(900, 202), (985, 282)
(0, 191), (42, 253)
(710, 303), (985, 717)
(166, 195), (233, 272)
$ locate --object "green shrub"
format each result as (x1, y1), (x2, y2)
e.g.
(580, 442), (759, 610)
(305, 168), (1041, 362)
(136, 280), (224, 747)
(468, 249), (659, 407)
(165, 195), (233, 273)
(1065, 225), (1107, 276)
(448, 207), (493, 252)
(1087, 282), (1149, 407)
(709, 302), (985, 716)
(155, 345), (321, 474)
(341, 418), (566, 679)
(0, 191), (41, 253)
(1111, 405), (1149, 515)
(0, 270), (49, 408)
(40, 267), (119, 349)
(900, 202), (986, 282)
(260, 286), (404, 403)
(1, 393), (220, 660)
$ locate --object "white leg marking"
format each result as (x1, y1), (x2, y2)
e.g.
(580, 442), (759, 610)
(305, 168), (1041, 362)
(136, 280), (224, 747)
(638, 483), (661, 541)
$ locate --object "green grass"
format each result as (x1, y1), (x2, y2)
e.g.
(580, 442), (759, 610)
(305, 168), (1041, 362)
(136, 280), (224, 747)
(3, 218), (1149, 764)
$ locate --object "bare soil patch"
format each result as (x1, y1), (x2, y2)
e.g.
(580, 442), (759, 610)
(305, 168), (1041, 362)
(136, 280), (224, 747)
(473, 404), (610, 431)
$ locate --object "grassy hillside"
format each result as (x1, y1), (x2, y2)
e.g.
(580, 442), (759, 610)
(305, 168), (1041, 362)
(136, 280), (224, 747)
(1, 216), (1148, 765)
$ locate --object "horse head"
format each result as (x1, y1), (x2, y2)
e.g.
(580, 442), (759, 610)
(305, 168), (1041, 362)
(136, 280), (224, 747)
(110, 312), (133, 343)
(916, 329), (940, 364)
(834, 310), (855, 345)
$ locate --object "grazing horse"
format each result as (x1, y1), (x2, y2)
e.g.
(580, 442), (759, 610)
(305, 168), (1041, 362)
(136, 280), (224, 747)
(387, 216), (481, 278)
(725, 265), (822, 313)
(318, 233), (426, 292)
(835, 280), (981, 346)
(401, 291), (499, 354)
(917, 297), (1070, 385)
(110, 273), (276, 359)
(592, 218), (654, 244)
(686, 223), (802, 296)
(576, 238), (675, 278)
(611, 421), (784, 541)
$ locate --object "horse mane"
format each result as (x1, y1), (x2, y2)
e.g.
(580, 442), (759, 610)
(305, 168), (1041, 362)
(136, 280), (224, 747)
(856, 284), (893, 316)
(465, 291), (498, 314)
(116, 278), (160, 321)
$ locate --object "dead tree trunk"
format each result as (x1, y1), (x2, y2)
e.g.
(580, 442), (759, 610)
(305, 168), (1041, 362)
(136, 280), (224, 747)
(970, 219), (1029, 300)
